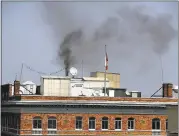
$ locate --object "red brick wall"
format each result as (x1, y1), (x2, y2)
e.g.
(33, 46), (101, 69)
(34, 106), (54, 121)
(20, 113), (167, 135)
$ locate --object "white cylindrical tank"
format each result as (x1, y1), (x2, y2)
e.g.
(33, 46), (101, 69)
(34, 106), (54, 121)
(22, 81), (36, 94)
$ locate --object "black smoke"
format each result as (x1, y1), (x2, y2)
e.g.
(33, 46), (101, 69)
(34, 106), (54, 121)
(42, 2), (177, 74)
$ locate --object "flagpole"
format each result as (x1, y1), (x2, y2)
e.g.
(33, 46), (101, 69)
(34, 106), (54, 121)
(104, 45), (107, 96)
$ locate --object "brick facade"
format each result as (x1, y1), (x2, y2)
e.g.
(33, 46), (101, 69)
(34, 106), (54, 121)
(20, 113), (167, 135)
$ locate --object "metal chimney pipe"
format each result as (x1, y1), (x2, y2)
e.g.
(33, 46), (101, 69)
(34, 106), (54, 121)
(65, 68), (69, 76)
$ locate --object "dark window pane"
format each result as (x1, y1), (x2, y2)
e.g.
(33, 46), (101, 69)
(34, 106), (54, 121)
(152, 122), (155, 129)
(166, 120), (168, 130)
(131, 121), (134, 129)
(102, 121), (108, 129)
(76, 117), (82, 129)
(128, 120), (134, 129)
(152, 119), (160, 130)
(37, 120), (42, 128)
(89, 120), (95, 129)
(115, 120), (121, 129)
(33, 120), (37, 128)
(48, 119), (56, 129)
(157, 121), (160, 129)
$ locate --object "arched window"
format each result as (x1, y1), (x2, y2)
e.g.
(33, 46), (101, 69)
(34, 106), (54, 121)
(152, 118), (160, 130)
(102, 117), (108, 130)
(33, 117), (42, 129)
(48, 117), (57, 129)
(128, 118), (135, 130)
(115, 118), (122, 130)
(48, 117), (57, 134)
(32, 117), (42, 134)
(89, 117), (96, 130)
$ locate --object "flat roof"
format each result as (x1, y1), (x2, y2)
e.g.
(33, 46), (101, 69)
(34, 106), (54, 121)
(5, 100), (177, 107)
(9, 95), (178, 103)
(91, 71), (120, 75)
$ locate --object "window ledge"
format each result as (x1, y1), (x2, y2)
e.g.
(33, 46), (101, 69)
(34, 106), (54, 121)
(152, 130), (161, 132)
(115, 129), (122, 131)
(128, 129), (135, 131)
(89, 129), (96, 131)
(101, 129), (109, 131)
(75, 129), (82, 131)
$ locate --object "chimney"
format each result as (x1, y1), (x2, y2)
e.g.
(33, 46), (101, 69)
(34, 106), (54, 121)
(162, 83), (173, 98)
(14, 80), (20, 95)
(65, 68), (69, 76)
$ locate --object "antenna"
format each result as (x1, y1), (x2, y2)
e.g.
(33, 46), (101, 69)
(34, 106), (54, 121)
(15, 73), (18, 80)
(20, 63), (24, 82)
(159, 55), (164, 83)
(81, 60), (84, 77)
(150, 86), (162, 98)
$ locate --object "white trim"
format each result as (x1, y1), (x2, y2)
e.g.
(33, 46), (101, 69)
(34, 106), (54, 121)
(101, 129), (109, 131)
(32, 129), (43, 130)
(152, 130), (161, 132)
(128, 129), (135, 131)
(47, 129), (57, 130)
(32, 128), (42, 135)
(88, 129), (96, 131)
(115, 129), (122, 131)
(75, 129), (83, 131)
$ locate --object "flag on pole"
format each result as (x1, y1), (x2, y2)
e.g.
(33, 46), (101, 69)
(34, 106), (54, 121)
(105, 48), (108, 71)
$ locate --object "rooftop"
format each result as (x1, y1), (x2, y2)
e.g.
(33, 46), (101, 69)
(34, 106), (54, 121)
(10, 95), (178, 103)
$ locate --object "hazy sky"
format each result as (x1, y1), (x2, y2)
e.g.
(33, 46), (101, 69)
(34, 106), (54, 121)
(2, 2), (178, 97)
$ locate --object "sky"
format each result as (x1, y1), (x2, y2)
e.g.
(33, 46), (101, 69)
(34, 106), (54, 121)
(2, 1), (178, 97)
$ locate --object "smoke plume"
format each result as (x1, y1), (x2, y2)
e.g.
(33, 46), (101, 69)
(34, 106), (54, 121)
(59, 30), (83, 75)
(42, 2), (177, 74)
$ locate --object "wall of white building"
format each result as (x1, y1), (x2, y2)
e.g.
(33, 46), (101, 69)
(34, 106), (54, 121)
(40, 76), (110, 97)
(11, 81), (36, 95)
(70, 77), (109, 96)
(40, 76), (71, 96)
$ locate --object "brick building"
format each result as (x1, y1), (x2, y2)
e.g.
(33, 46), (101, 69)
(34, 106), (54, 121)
(1, 78), (178, 136)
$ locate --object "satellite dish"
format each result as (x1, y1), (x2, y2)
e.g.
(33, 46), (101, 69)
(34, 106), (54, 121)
(172, 85), (178, 93)
(125, 90), (130, 95)
(70, 67), (78, 76)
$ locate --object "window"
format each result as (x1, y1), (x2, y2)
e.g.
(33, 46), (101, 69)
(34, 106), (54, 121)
(76, 117), (82, 130)
(166, 119), (168, 130)
(152, 118), (160, 130)
(2, 116), (4, 131)
(128, 118), (135, 130)
(32, 117), (42, 135)
(48, 117), (57, 135)
(89, 117), (96, 130)
(5, 116), (8, 131)
(115, 118), (121, 130)
(152, 118), (161, 136)
(102, 117), (108, 130)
